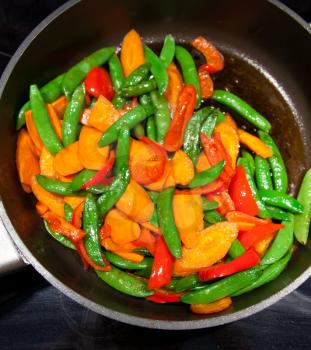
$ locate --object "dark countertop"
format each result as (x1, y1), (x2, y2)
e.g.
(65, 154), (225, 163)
(0, 1), (310, 349)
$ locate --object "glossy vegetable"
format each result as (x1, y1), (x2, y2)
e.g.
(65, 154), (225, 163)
(36, 175), (77, 196)
(105, 251), (153, 270)
(255, 155), (273, 191)
(85, 67), (114, 100)
(187, 160), (225, 188)
(108, 54), (125, 93)
(190, 297), (232, 314)
(160, 34), (175, 68)
(238, 129), (273, 158)
(121, 79), (157, 97)
(259, 190), (304, 214)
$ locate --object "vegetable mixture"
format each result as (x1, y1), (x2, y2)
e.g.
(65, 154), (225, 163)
(16, 30), (311, 315)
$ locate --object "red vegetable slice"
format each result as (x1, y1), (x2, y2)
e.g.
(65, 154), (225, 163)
(85, 67), (114, 100)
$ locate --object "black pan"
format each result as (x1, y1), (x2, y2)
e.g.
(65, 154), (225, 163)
(0, 0), (310, 329)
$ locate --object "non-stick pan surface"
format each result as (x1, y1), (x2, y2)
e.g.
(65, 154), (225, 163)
(0, 0), (310, 329)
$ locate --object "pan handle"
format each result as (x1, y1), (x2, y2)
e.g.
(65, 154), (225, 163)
(0, 217), (28, 275)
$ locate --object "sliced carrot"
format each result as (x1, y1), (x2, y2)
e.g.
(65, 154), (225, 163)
(16, 129), (40, 192)
(144, 160), (176, 191)
(196, 152), (211, 173)
(238, 129), (273, 158)
(35, 202), (49, 216)
(173, 194), (203, 248)
(25, 110), (44, 152)
(226, 211), (271, 231)
(173, 222), (238, 276)
(39, 147), (56, 178)
(190, 297), (232, 314)
(31, 177), (64, 217)
(224, 113), (237, 130)
(64, 196), (85, 210)
(87, 95), (121, 132)
(104, 209), (141, 245)
(47, 104), (62, 141)
(116, 179), (154, 223)
(51, 95), (68, 118)
(102, 237), (143, 262)
(78, 126), (109, 170)
(121, 29), (145, 77)
(172, 150), (194, 185)
(164, 62), (183, 113)
(54, 141), (83, 176)
(214, 119), (239, 168)
(132, 227), (156, 255)
(140, 222), (161, 235)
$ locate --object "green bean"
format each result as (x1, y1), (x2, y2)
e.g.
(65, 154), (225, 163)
(114, 128), (130, 174)
(212, 90), (271, 132)
(202, 198), (219, 211)
(228, 239), (246, 259)
(200, 109), (225, 137)
(148, 191), (159, 227)
(105, 251), (153, 270)
(133, 248), (152, 256)
(175, 274), (201, 293)
(112, 94), (127, 109)
(159, 34), (175, 68)
(204, 210), (226, 224)
(123, 63), (150, 88)
(44, 220), (75, 250)
(36, 175), (78, 196)
(146, 115), (157, 141)
(121, 79), (157, 97)
(86, 184), (110, 194)
(241, 150), (255, 177)
(70, 169), (96, 191)
(64, 203), (73, 223)
(108, 54), (125, 92)
(133, 123), (145, 138)
(259, 189), (304, 214)
(265, 206), (291, 222)
(255, 155), (273, 191)
(187, 160), (225, 188)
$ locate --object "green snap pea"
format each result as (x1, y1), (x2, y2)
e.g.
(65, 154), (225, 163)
(164, 277), (180, 290)
(86, 184), (110, 194)
(70, 169), (96, 191)
(121, 79), (157, 97)
(144, 45), (168, 95)
(16, 74), (64, 130)
(259, 189), (303, 214)
(175, 45), (201, 107)
(133, 123), (145, 138)
(258, 131), (288, 193)
(146, 115), (157, 141)
(183, 106), (214, 164)
(96, 266), (153, 298)
(255, 155), (273, 191)
(36, 175), (78, 196)
(114, 128), (130, 174)
(294, 168), (311, 245)
(150, 90), (171, 144)
(64, 203), (74, 223)
(29, 85), (63, 156)
(265, 206), (291, 222)
(108, 54), (125, 92)
(187, 160), (225, 188)
(148, 191), (159, 227)
(232, 250), (292, 297)
(44, 220), (75, 250)
(241, 150), (255, 177)
(112, 94), (127, 109)
(97, 165), (130, 216)
(62, 84), (85, 146)
(202, 198), (219, 211)
(181, 267), (263, 304)
(62, 47), (114, 98)
(157, 187), (182, 258)
(133, 248), (152, 256)
(175, 274), (201, 293)
(105, 251), (153, 270)
(98, 104), (153, 147)
(237, 157), (271, 219)
(261, 215), (294, 265)
(212, 90), (271, 132)
(139, 93), (153, 108)
(123, 63), (150, 88)
(159, 34), (175, 68)
(204, 210), (226, 224)
(134, 266), (153, 278)
(200, 109), (225, 137)
(228, 239), (246, 259)
(83, 193), (105, 266)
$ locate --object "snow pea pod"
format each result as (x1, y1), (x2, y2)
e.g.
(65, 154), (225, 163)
(261, 215), (294, 265)
(148, 191), (159, 227)
(204, 210), (226, 224)
(123, 63), (150, 88)
(146, 115), (157, 141)
(175, 274), (201, 293)
(70, 169), (96, 191)
(121, 79), (157, 97)
(64, 203), (73, 223)
(86, 184), (110, 195)
(200, 109), (225, 137)
(241, 150), (255, 177)
(150, 90), (171, 144)
(133, 123), (145, 138)
(108, 54), (125, 92)
(265, 206), (291, 222)
(112, 94), (127, 109)
(212, 90), (271, 132)
(259, 189), (303, 214)
(36, 175), (78, 196)
(258, 131), (288, 193)
(144, 45), (168, 95)
(114, 128), (130, 174)
(157, 187), (182, 258)
(62, 47), (114, 98)
(255, 155), (273, 191)
(62, 84), (85, 146)
(96, 266), (153, 297)
(294, 168), (311, 245)
(44, 220), (75, 250)
(187, 160), (225, 188)
(105, 251), (153, 270)
(181, 267), (263, 304)
(202, 198), (219, 211)
(232, 250), (292, 297)
(16, 74), (64, 130)
(29, 85), (63, 156)
(228, 240), (246, 259)
(83, 193), (105, 266)
(159, 34), (175, 68)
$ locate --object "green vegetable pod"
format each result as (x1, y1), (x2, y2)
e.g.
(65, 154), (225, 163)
(259, 189), (304, 214)
(36, 175), (78, 196)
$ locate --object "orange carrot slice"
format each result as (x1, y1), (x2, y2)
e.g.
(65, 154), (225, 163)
(54, 141), (83, 176)
(190, 297), (232, 314)
(238, 129), (273, 158)
(172, 150), (194, 185)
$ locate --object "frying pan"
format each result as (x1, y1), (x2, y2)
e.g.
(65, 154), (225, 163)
(0, 0), (310, 330)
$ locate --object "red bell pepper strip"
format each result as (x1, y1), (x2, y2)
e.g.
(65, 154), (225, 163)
(238, 223), (284, 250)
(229, 166), (259, 216)
(71, 201), (84, 229)
(191, 36), (224, 73)
(207, 191), (235, 216)
(146, 291), (184, 303)
(164, 84), (197, 152)
(199, 249), (260, 281)
(200, 132), (234, 185)
(85, 67), (114, 100)
(175, 178), (225, 195)
(75, 239), (111, 271)
(148, 236), (174, 290)
(81, 150), (115, 189)
(198, 64), (214, 99)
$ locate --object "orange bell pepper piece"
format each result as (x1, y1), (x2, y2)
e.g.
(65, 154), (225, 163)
(54, 141), (83, 176)
(121, 29), (145, 77)
(225, 211), (271, 231)
(238, 129), (273, 158)
(190, 297), (232, 314)
(164, 62), (183, 113)
(140, 222), (161, 235)
(172, 150), (194, 186)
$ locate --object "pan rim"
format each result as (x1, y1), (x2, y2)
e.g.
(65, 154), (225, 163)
(0, 0), (310, 330)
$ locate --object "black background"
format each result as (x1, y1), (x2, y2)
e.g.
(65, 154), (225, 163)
(0, 1), (311, 349)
